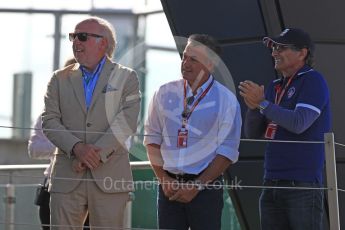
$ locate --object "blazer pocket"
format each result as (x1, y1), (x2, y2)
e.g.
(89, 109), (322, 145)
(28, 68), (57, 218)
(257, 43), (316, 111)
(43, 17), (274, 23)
(102, 84), (118, 93)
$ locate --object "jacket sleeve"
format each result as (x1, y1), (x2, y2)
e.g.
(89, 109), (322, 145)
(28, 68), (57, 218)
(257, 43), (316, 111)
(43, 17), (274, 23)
(42, 73), (82, 157)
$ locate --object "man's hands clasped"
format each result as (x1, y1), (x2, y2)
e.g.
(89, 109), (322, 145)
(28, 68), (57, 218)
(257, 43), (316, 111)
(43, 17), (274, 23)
(161, 176), (203, 203)
(72, 142), (102, 173)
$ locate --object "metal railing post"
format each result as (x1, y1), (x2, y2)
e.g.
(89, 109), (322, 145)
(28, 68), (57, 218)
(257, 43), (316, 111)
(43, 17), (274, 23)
(4, 184), (16, 230)
(123, 192), (135, 229)
(0, 162), (151, 230)
(324, 132), (340, 230)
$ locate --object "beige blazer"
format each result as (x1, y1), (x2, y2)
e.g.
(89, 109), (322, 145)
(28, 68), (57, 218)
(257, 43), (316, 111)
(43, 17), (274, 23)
(42, 58), (141, 193)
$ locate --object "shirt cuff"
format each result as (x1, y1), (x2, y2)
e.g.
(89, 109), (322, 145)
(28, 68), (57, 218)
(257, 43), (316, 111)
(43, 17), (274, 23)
(216, 145), (239, 163)
(143, 134), (162, 146)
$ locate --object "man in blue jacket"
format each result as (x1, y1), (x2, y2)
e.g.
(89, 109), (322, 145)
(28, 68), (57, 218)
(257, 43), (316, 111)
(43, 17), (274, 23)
(239, 28), (331, 230)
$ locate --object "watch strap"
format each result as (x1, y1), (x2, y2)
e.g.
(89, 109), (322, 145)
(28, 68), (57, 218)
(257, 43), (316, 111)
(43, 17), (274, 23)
(259, 100), (270, 111)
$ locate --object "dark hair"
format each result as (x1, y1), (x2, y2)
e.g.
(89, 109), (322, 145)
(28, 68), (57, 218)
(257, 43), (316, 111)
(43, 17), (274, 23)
(188, 34), (222, 56)
(290, 46), (314, 67)
(305, 50), (314, 67)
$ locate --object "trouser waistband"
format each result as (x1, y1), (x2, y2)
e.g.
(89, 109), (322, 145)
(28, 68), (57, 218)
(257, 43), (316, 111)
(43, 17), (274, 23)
(165, 170), (201, 182)
(263, 179), (321, 187)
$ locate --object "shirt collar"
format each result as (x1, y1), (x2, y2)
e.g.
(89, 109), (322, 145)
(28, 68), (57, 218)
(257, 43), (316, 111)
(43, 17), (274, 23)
(296, 65), (314, 78)
(186, 74), (213, 97)
(80, 56), (106, 77)
(274, 65), (314, 85)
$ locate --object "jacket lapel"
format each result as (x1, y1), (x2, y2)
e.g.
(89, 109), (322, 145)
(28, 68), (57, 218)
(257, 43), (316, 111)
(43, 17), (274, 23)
(69, 64), (87, 114)
(88, 58), (115, 111)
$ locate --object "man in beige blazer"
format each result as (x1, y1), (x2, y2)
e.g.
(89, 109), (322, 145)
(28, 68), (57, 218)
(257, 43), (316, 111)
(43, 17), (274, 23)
(42, 16), (140, 230)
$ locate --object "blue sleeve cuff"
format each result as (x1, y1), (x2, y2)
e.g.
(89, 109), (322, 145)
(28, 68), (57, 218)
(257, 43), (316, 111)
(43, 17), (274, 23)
(259, 100), (270, 114)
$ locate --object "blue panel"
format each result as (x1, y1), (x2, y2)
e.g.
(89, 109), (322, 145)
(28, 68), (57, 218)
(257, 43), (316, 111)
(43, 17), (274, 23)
(162, 0), (266, 40)
(219, 42), (276, 146)
(221, 42), (275, 87)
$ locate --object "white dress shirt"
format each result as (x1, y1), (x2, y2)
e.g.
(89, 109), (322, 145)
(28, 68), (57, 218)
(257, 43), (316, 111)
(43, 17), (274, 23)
(144, 76), (242, 174)
(28, 115), (56, 177)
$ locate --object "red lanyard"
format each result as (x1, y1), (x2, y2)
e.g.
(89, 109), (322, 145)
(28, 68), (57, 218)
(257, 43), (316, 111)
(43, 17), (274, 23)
(274, 75), (295, 105)
(182, 78), (214, 126)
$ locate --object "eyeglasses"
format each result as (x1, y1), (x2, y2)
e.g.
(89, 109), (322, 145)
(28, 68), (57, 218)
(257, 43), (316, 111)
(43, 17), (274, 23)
(69, 32), (103, 42)
(271, 43), (299, 53)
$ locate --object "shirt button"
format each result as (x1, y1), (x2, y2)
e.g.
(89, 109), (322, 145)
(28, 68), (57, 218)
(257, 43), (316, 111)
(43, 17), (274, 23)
(86, 123), (92, 127)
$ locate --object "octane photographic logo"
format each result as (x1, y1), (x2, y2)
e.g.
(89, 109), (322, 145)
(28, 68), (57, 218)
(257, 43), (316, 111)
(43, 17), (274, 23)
(105, 36), (238, 166)
(103, 175), (243, 191)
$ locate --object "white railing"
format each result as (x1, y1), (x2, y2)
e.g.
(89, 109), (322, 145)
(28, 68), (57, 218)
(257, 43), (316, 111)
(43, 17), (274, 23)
(0, 133), (342, 230)
(0, 161), (151, 230)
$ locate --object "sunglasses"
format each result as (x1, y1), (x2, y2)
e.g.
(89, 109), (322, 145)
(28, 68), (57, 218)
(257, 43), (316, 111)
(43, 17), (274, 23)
(271, 43), (300, 53)
(271, 43), (294, 53)
(69, 32), (103, 42)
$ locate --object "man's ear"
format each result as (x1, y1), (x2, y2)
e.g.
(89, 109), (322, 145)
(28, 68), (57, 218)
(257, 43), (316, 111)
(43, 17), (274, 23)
(206, 59), (215, 72)
(98, 37), (108, 51)
(299, 48), (308, 61)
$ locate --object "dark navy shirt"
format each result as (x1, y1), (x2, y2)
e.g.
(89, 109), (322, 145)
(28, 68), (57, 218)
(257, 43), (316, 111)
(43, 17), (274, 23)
(263, 65), (331, 183)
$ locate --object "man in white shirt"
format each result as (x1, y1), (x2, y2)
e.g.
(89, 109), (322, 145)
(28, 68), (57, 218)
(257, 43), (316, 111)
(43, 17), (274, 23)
(144, 34), (242, 230)
(28, 115), (55, 230)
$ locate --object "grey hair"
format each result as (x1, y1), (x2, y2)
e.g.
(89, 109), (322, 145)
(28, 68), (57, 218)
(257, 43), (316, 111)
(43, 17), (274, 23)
(84, 17), (117, 59)
(188, 34), (222, 57)
(187, 34), (222, 68)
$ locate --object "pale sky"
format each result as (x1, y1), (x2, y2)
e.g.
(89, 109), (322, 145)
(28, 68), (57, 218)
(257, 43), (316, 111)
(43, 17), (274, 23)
(0, 0), (181, 138)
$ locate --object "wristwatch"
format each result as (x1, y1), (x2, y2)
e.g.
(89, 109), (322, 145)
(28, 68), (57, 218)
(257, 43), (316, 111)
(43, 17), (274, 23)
(258, 100), (270, 112)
